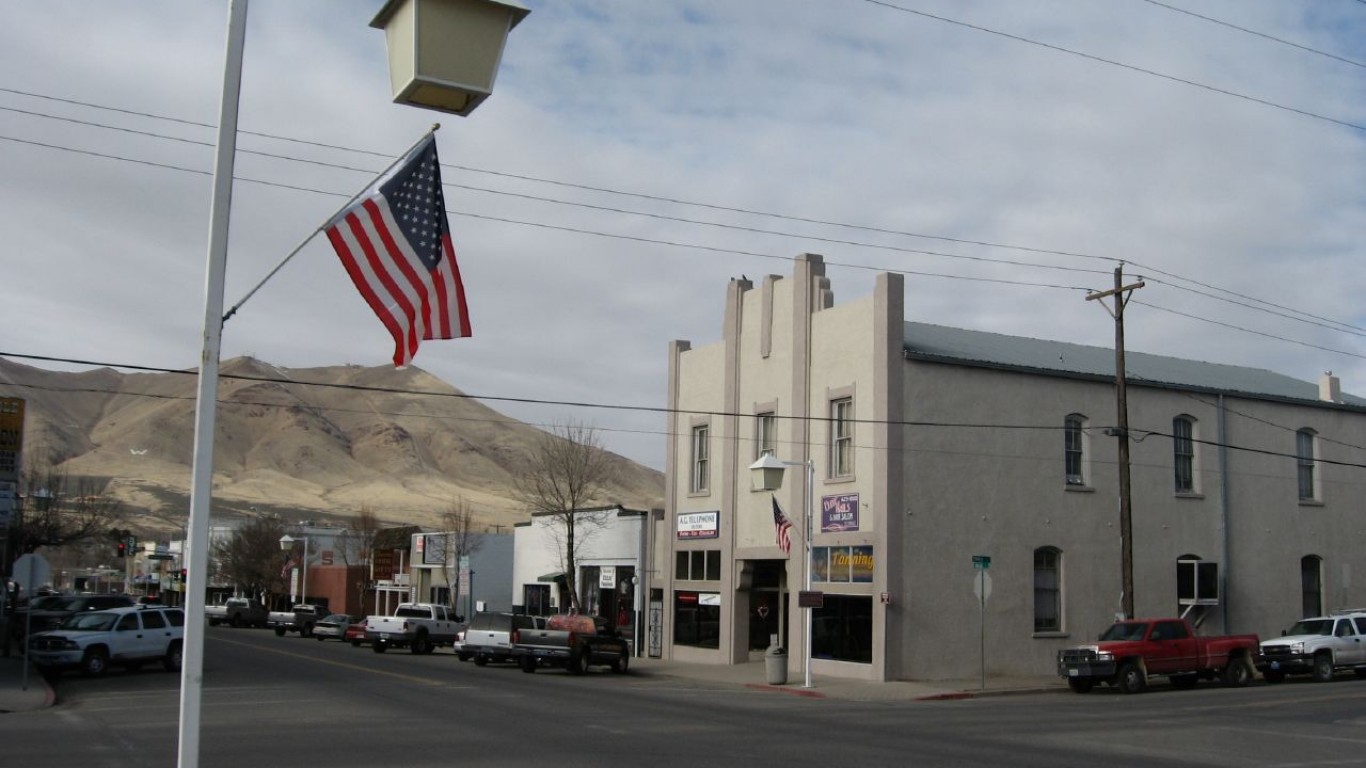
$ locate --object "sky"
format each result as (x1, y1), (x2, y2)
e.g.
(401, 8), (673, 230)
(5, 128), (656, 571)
(1, 1), (1363, 472)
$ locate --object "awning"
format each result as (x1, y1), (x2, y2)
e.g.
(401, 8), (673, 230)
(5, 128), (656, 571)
(536, 572), (566, 583)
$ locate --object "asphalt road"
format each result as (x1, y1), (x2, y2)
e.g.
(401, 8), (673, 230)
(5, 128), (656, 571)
(4, 625), (1366, 767)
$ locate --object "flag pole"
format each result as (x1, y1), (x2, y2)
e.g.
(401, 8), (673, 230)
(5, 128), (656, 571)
(179, 3), (248, 766)
(221, 123), (441, 323)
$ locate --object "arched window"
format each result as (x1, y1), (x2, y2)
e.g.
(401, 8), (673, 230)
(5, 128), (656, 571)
(1172, 416), (1196, 493)
(1034, 547), (1062, 632)
(1064, 414), (1087, 487)
(1297, 429), (1318, 501)
(1302, 555), (1323, 618)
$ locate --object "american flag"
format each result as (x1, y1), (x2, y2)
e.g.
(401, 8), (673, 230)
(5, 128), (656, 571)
(772, 496), (793, 555)
(325, 135), (471, 368)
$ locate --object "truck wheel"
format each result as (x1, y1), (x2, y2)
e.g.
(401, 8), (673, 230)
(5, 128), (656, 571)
(1312, 653), (1335, 682)
(208, 619), (220, 627)
(610, 650), (630, 674)
(301, 624), (313, 639)
(230, 615), (242, 628)
(520, 656), (537, 673)
(1222, 659), (1252, 687)
(164, 641), (183, 673)
(372, 641), (387, 654)
(1263, 670), (1286, 684)
(274, 627), (286, 637)
(473, 654), (488, 666)
(316, 635), (326, 641)
(569, 650), (590, 675)
(457, 652), (471, 662)
(1067, 678), (1094, 693)
(80, 647), (110, 678)
(350, 639), (361, 647)
(1116, 662), (1146, 694)
(411, 636), (431, 655)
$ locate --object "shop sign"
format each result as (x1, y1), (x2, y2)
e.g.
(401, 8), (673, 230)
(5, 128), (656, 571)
(676, 511), (719, 539)
(698, 593), (721, 606)
(600, 566), (616, 589)
(821, 493), (860, 532)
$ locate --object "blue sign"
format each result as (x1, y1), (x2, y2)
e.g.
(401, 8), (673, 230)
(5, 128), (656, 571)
(820, 493), (860, 532)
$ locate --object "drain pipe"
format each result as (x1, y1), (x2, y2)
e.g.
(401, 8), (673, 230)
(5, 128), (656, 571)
(1218, 395), (1231, 630)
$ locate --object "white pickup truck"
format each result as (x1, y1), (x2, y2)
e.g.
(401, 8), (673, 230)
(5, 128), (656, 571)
(365, 603), (464, 655)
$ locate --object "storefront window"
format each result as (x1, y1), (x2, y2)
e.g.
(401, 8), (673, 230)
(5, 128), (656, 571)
(673, 591), (720, 649)
(811, 594), (872, 663)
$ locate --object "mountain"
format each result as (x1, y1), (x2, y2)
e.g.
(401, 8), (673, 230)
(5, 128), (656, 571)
(0, 356), (664, 532)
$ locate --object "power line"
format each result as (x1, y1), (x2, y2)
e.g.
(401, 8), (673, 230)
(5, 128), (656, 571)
(4, 90), (1362, 338)
(860, 0), (1366, 133)
(5, 350), (1366, 470)
(1139, 0), (1366, 70)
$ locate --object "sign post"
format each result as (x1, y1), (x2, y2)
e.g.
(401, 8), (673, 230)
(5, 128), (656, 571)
(972, 555), (991, 690)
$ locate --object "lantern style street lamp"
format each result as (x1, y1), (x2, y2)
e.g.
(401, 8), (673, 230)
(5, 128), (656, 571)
(279, 534), (310, 605)
(371, 0), (530, 116)
(748, 453), (816, 689)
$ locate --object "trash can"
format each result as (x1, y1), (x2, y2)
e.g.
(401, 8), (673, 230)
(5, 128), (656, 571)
(764, 644), (788, 685)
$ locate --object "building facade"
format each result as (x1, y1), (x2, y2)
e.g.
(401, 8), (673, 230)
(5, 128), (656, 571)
(662, 254), (1366, 681)
(406, 531), (513, 618)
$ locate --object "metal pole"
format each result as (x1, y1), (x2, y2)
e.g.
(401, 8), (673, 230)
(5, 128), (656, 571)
(979, 570), (986, 690)
(178, 3), (246, 767)
(302, 537), (309, 605)
(803, 460), (814, 689)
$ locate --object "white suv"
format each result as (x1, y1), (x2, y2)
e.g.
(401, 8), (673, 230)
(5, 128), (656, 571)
(1258, 612), (1366, 683)
(28, 604), (185, 678)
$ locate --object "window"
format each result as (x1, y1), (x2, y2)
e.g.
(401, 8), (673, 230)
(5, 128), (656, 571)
(1173, 416), (1195, 493)
(673, 591), (720, 649)
(1064, 414), (1087, 486)
(830, 398), (854, 478)
(755, 412), (776, 459)
(141, 610), (166, 630)
(811, 595), (872, 663)
(691, 424), (710, 493)
(1296, 429), (1318, 501)
(675, 550), (721, 581)
(1033, 547), (1062, 632)
(1302, 555), (1323, 618)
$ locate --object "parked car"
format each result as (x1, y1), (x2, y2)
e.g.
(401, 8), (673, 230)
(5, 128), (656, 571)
(344, 619), (370, 647)
(28, 604), (185, 678)
(27, 594), (137, 633)
(1057, 617), (1260, 693)
(205, 597), (268, 628)
(365, 603), (464, 654)
(268, 604), (328, 637)
(511, 614), (631, 675)
(313, 614), (354, 641)
(1258, 612), (1366, 683)
(461, 612), (544, 665)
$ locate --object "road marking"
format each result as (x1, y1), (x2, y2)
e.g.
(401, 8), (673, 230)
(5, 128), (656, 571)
(209, 635), (444, 686)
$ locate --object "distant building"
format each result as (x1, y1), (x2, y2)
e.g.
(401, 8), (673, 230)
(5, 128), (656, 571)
(661, 254), (1366, 681)
(407, 531), (513, 618)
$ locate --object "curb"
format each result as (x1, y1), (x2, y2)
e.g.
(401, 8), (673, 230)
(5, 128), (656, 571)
(743, 682), (826, 698)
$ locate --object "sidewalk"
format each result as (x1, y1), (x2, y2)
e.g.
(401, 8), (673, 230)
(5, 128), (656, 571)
(625, 657), (1066, 701)
(0, 653), (1063, 714)
(0, 655), (54, 714)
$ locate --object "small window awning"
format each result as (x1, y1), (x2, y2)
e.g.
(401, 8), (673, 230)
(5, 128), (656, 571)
(537, 572), (567, 583)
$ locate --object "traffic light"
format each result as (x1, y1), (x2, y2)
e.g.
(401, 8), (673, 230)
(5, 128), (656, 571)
(116, 541), (127, 558)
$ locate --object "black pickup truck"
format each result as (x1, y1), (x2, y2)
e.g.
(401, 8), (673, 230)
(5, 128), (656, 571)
(510, 614), (631, 674)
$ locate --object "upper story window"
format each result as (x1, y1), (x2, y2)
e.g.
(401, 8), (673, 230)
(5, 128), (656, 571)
(755, 412), (776, 459)
(690, 424), (710, 494)
(1064, 414), (1087, 486)
(1173, 416), (1196, 494)
(1296, 428), (1318, 501)
(1302, 555), (1323, 618)
(830, 398), (854, 478)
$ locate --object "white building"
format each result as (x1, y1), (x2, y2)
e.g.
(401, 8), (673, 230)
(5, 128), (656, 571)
(661, 254), (1366, 681)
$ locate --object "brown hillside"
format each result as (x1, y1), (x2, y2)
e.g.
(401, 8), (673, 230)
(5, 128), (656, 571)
(0, 356), (664, 533)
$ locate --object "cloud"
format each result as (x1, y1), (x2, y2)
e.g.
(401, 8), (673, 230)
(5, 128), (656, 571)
(1, 0), (1363, 471)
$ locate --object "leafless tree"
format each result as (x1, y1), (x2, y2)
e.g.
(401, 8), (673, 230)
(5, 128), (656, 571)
(12, 450), (128, 560)
(335, 505), (381, 571)
(513, 421), (617, 613)
(211, 514), (287, 603)
(438, 497), (485, 614)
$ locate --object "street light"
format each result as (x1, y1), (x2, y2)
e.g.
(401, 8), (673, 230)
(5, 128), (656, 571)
(279, 534), (310, 606)
(748, 453), (816, 689)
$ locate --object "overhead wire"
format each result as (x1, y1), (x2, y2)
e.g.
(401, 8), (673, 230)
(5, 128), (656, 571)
(1138, 0), (1366, 70)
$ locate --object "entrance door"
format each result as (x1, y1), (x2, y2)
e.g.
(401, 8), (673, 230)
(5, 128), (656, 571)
(749, 590), (782, 650)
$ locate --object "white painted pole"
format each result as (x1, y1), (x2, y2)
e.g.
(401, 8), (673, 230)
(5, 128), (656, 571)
(178, 2), (247, 767)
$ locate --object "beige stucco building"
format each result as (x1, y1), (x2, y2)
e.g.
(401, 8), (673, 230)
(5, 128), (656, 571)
(657, 254), (1366, 682)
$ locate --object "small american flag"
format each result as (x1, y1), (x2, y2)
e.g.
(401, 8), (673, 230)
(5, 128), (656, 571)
(325, 135), (471, 368)
(772, 496), (793, 555)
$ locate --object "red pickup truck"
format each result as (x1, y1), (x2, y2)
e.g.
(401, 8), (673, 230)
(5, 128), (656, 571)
(1057, 617), (1260, 693)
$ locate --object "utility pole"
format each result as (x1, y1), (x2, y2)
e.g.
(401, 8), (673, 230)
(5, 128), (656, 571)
(1087, 266), (1145, 620)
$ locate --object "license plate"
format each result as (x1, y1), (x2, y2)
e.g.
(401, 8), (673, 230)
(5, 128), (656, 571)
(1068, 669), (1079, 677)
(1270, 661), (1280, 670)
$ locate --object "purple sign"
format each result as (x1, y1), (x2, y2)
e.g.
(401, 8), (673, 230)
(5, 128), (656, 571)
(821, 493), (859, 533)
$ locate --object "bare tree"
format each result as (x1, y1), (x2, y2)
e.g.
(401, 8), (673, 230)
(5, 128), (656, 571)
(439, 497), (485, 615)
(211, 514), (287, 602)
(12, 453), (127, 560)
(513, 421), (617, 614)
(336, 505), (381, 571)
